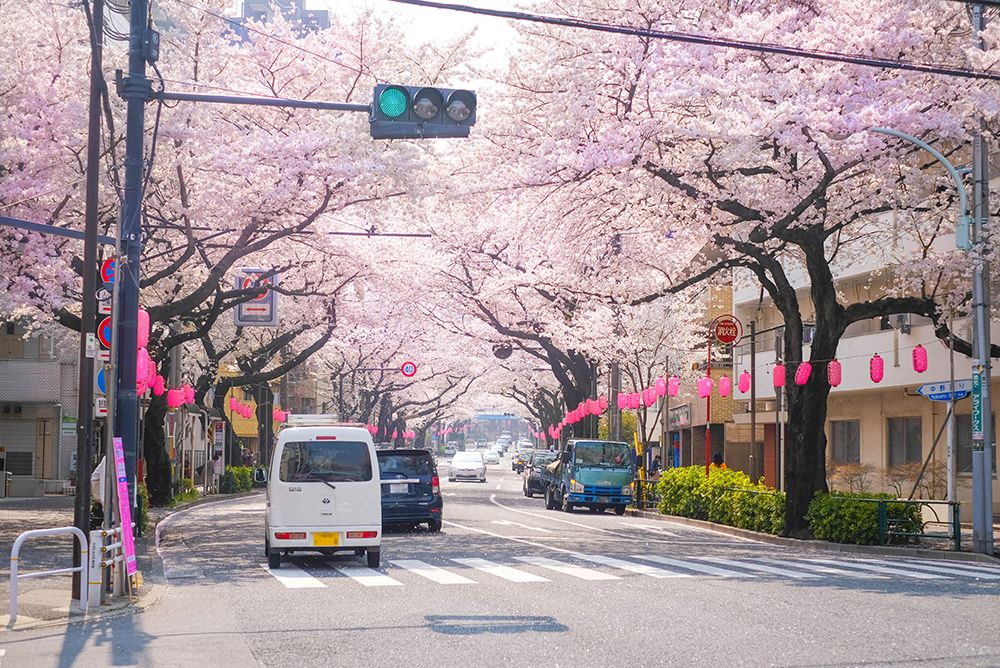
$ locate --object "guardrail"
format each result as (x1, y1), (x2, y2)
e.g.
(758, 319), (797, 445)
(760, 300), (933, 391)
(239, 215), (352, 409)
(867, 498), (961, 550)
(88, 523), (136, 608)
(9, 526), (88, 625)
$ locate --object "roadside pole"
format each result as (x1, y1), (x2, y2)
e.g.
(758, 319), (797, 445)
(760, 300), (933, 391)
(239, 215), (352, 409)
(970, 2), (995, 556)
(73, 0), (103, 609)
(660, 356), (669, 467)
(610, 362), (621, 441)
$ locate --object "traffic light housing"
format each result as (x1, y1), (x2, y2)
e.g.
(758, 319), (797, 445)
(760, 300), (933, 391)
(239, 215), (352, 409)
(370, 84), (477, 139)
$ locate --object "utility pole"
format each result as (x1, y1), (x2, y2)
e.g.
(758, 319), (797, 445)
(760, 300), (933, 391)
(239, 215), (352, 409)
(749, 321), (757, 481)
(970, 2), (995, 556)
(660, 356), (669, 467)
(114, 0), (151, 511)
(73, 0), (103, 608)
(609, 362), (621, 441)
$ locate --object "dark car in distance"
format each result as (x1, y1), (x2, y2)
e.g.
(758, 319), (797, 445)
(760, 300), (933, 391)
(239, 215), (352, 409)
(377, 448), (443, 532)
(522, 450), (557, 498)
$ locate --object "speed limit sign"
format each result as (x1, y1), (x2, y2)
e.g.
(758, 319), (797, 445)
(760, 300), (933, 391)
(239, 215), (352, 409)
(401, 361), (417, 377)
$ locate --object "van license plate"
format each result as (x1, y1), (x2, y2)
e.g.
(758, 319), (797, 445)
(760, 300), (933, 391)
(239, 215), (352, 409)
(313, 532), (340, 547)
(390, 483), (408, 494)
(598, 496), (610, 504)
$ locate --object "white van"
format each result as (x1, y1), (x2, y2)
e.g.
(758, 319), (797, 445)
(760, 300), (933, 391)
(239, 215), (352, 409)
(258, 419), (382, 569)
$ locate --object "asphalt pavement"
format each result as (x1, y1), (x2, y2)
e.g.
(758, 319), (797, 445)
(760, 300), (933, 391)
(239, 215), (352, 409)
(2, 458), (1000, 667)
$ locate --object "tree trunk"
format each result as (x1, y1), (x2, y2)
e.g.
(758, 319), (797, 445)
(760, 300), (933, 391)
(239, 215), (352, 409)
(782, 375), (832, 537)
(142, 393), (173, 506)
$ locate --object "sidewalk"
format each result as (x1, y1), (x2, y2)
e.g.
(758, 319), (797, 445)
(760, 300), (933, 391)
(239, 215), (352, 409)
(0, 490), (258, 631)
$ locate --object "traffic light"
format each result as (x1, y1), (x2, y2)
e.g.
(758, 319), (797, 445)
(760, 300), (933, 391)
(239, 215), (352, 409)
(370, 84), (477, 139)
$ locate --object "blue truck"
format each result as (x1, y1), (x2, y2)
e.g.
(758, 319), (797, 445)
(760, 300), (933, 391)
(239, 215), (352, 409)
(542, 439), (633, 514)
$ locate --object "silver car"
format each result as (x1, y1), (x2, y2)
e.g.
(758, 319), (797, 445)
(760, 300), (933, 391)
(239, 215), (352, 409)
(449, 452), (486, 482)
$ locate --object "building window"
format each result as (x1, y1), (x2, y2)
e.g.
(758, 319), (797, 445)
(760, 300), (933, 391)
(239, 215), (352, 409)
(887, 416), (922, 466)
(829, 420), (860, 464)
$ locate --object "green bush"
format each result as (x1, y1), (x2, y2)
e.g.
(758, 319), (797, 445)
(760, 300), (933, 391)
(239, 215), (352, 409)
(806, 492), (923, 545)
(656, 465), (785, 535)
(220, 466), (254, 493)
(136, 483), (150, 535)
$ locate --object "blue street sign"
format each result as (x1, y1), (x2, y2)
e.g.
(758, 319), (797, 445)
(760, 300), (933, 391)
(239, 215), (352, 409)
(972, 373), (983, 440)
(96, 367), (107, 394)
(916, 379), (971, 402)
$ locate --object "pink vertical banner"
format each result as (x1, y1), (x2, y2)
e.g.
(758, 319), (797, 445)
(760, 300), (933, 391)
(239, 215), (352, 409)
(112, 437), (138, 575)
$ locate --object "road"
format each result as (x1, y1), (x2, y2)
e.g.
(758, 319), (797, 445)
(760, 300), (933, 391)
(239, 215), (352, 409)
(3, 458), (1000, 667)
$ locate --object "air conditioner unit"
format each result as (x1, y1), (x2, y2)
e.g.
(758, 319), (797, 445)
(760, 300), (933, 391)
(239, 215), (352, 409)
(802, 325), (816, 345)
(896, 313), (911, 335)
(761, 400), (776, 412)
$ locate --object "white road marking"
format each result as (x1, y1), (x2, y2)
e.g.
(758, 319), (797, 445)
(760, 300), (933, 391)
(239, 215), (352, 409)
(635, 555), (756, 577)
(496, 483), (503, 489)
(571, 554), (689, 578)
(625, 522), (681, 537)
(909, 559), (1000, 575)
(492, 520), (553, 533)
(452, 557), (549, 583)
(705, 557), (820, 579)
(866, 559), (1000, 580)
(515, 556), (620, 581)
(392, 560), (477, 584)
(805, 558), (947, 580)
(756, 558), (880, 579)
(489, 494), (760, 544)
(335, 566), (404, 587)
(261, 563), (326, 588)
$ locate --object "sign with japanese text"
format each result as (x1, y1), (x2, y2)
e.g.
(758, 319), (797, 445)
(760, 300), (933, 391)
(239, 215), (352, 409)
(112, 437), (138, 576)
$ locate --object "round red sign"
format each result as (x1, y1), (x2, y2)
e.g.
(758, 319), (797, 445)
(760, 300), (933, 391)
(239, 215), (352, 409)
(713, 316), (742, 345)
(401, 361), (417, 377)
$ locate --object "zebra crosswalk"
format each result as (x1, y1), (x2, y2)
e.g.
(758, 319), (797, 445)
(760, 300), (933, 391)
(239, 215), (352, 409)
(259, 553), (1000, 590)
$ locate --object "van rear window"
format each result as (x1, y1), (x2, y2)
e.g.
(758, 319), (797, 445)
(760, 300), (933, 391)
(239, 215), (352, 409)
(279, 441), (373, 482)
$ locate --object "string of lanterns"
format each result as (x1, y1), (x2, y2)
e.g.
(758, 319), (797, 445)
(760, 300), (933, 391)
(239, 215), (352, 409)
(541, 343), (932, 439)
(365, 425), (416, 440)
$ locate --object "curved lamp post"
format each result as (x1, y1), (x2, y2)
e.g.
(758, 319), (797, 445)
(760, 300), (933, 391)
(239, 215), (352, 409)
(870, 127), (993, 555)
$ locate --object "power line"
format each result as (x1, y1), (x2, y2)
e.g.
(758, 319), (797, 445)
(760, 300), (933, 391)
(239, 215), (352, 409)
(386, 0), (1000, 82)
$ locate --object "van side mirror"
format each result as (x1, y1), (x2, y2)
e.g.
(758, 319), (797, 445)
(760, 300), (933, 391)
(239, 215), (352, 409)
(560, 451), (571, 464)
(253, 467), (268, 484)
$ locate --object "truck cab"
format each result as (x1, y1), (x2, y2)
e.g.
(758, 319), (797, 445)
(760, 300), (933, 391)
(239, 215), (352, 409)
(543, 439), (633, 514)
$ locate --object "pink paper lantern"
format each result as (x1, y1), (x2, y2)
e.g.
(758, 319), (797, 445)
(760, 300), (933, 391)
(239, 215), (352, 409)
(137, 308), (150, 350)
(229, 397), (238, 411)
(182, 384), (195, 404)
(135, 352), (149, 393)
(912, 344), (928, 373)
(643, 388), (656, 408)
(870, 353), (884, 383)
(772, 364), (786, 388)
(795, 361), (812, 386)
(589, 398), (601, 415)
(616, 393), (626, 410)
(718, 375), (732, 397)
(654, 377), (667, 397)
(627, 393), (641, 410)
(598, 395), (608, 412)
(667, 376), (680, 397)
(153, 375), (165, 397)
(738, 370), (751, 394)
(827, 359), (842, 387)
(696, 377), (712, 398)
(166, 389), (183, 409)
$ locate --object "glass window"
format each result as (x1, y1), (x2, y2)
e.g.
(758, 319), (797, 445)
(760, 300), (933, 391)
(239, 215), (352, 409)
(573, 441), (632, 467)
(377, 453), (434, 476)
(279, 441), (372, 482)
(887, 417), (922, 467)
(829, 420), (861, 464)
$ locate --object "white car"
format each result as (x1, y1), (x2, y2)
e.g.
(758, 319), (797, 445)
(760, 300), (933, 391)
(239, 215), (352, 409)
(258, 420), (382, 570)
(484, 450), (500, 465)
(449, 452), (486, 482)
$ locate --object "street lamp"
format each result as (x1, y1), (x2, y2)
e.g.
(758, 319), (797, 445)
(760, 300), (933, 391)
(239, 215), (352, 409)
(869, 127), (993, 555)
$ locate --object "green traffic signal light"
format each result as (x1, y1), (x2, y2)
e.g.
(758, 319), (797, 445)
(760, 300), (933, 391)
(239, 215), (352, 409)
(378, 86), (409, 118)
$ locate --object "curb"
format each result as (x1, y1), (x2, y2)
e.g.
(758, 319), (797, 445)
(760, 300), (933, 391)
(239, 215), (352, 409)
(626, 509), (1000, 565)
(0, 584), (168, 634)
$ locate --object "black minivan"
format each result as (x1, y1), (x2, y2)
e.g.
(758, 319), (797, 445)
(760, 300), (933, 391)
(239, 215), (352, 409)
(377, 448), (443, 532)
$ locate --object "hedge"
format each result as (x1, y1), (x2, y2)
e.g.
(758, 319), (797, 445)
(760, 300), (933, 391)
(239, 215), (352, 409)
(220, 466), (254, 493)
(805, 492), (922, 545)
(655, 466), (924, 544)
(656, 466), (785, 535)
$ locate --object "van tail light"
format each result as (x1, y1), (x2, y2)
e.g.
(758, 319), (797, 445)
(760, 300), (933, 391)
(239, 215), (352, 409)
(431, 475), (440, 494)
(315, 435), (337, 440)
(274, 532), (306, 540)
(346, 531), (378, 539)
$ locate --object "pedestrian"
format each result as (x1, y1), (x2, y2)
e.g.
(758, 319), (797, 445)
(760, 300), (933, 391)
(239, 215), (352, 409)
(212, 454), (224, 493)
(712, 453), (727, 470)
(241, 448), (253, 467)
(650, 455), (661, 477)
(183, 456), (192, 480)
